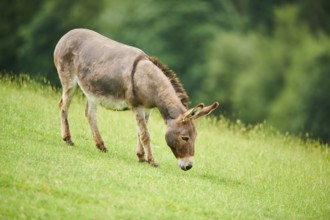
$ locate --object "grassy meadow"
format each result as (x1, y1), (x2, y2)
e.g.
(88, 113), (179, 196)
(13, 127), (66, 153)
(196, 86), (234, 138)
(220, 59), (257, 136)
(0, 76), (329, 219)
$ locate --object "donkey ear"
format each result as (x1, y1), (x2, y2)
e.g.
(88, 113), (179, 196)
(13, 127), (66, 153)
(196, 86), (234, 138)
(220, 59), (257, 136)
(182, 103), (205, 122)
(193, 102), (220, 120)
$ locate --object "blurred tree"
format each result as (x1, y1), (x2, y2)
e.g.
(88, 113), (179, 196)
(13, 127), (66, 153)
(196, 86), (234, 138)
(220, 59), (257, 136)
(99, 0), (240, 101)
(232, 0), (330, 36)
(1, 0), (330, 141)
(0, 0), (44, 72)
(17, 0), (105, 84)
(231, 1), (276, 32)
(269, 33), (330, 142)
(196, 32), (257, 117)
(201, 5), (330, 141)
(299, 0), (330, 35)
(303, 52), (330, 141)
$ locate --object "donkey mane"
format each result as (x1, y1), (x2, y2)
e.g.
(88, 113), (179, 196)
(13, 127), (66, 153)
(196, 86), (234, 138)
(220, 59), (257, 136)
(149, 57), (191, 108)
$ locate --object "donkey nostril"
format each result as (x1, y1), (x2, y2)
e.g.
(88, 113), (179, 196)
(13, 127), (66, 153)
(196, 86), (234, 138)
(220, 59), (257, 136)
(178, 159), (193, 171)
(185, 164), (192, 170)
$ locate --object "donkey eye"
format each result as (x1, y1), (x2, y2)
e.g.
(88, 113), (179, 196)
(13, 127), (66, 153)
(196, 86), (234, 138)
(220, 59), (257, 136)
(181, 136), (189, 142)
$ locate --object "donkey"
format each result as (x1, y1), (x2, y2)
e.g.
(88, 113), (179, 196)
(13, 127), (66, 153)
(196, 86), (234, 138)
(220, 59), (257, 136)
(54, 28), (219, 171)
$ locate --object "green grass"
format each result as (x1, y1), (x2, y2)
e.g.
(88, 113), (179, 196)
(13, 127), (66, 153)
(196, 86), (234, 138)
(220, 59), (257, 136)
(0, 76), (329, 219)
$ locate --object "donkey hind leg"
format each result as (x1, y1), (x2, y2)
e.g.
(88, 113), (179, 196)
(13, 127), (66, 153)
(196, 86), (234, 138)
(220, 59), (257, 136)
(134, 107), (158, 167)
(59, 81), (76, 146)
(136, 109), (151, 162)
(85, 99), (107, 152)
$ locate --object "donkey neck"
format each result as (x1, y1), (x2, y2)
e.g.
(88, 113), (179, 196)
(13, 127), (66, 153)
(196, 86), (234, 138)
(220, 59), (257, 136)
(157, 95), (186, 121)
(133, 59), (187, 121)
(154, 82), (187, 121)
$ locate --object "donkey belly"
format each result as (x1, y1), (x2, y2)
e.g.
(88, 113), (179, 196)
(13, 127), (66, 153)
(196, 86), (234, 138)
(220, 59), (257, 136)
(98, 96), (129, 111)
(76, 76), (130, 111)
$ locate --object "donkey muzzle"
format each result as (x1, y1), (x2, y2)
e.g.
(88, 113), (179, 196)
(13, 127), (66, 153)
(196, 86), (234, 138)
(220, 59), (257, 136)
(178, 157), (194, 171)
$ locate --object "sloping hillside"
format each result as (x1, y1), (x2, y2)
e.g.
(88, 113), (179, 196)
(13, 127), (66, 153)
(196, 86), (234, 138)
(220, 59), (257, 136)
(0, 77), (329, 219)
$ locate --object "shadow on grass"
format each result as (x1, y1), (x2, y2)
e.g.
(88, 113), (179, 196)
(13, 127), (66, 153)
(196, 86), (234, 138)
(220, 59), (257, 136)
(197, 173), (242, 187)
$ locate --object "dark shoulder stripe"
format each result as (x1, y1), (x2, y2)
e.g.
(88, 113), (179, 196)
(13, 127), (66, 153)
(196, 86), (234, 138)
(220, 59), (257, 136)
(131, 54), (148, 97)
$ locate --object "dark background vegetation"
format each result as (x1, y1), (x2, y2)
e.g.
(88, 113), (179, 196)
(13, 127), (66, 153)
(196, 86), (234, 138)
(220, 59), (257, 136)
(1, 0), (329, 142)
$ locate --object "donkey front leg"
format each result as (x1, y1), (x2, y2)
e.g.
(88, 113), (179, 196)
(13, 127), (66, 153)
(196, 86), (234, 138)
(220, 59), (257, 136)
(133, 107), (158, 167)
(85, 100), (107, 152)
(136, 109), (151, 162)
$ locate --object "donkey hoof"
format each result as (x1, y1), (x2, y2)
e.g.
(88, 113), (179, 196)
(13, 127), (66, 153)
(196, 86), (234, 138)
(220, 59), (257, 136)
(96, 144), (107, 153)
(67, 140), (74, 146)
(138, 158), (147, 163)
(63, 137), (74, 146)
(99, 147), (108, 153)
(152, 163), (159, 168)
(148, 161), (159, 168)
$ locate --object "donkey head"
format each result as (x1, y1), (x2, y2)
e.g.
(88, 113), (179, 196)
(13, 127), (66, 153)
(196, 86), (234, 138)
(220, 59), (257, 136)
(165, 102), (219, 171)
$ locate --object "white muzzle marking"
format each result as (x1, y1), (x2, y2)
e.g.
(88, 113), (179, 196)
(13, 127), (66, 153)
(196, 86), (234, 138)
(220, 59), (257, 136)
(178, 156), (194, 171)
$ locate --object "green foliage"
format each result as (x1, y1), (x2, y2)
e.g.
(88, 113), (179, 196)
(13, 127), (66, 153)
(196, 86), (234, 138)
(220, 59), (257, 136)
(201, 5), (330, 141)
(0, 0), (44, 72)
(1, 0), (330, 141)
(270, 39), (330, 141)
(17, 0), (105, 85)
(98, 0), (239, 96)
(1, 77), (329, 219)
(299, 0), (330, 34)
